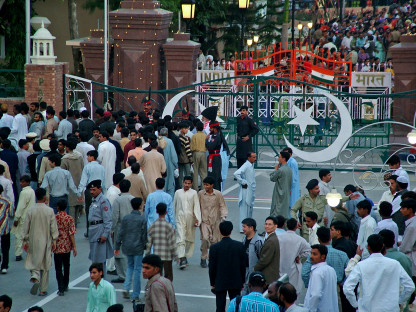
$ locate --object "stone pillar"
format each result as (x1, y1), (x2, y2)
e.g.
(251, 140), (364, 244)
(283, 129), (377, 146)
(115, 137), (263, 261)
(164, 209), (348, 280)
(110, 0), (172, 109)
(25, 62), (69, 113)
(390, 35), (416, 141)
(79, 30), (112, 108)
(163, 33), (200, 106)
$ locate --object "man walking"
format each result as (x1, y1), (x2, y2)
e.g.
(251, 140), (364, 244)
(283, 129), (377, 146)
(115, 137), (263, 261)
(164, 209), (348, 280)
(356, 199), (377, 260)
(236, 106), (259, 168)
(399, 198), (416, 291)
(97, 131), (116, 190)
(142, 254), (178, 312)
(283, 147), (300, 217)
(23, 188), (59, 296)
(11, 175), (35, 261)
(115, 197), (147, 300)
(178, 121), (193, 183)
(304, 244), (339, 312)
(111, 179), (135, 284)
(86, 263), (116, 312)
(159, 127), (178, 197)
(40, 154), (81, 213)
(60, 139), (84, 225)
(278, 218), (311, 295)
(206, 121), (227, 191)
(87, 180), (113, 274)
(190, 122), (207, 191)
(254, 216), (280, 286)
(270, 151), (292, 217)
(241, 218), (263, 295)
(0, 185), (13, 274)
(146, 203), (176, 281)
(54, 111), (72, 140)
(145, 178), (175, 229)
(139, 140), (166, 193)
(318, 169), (335, 226)
(174, 176), (201, 269)
(344, 234), (414, 311)
(54, 199), (77, 296)
(209, 221), (245, 312)
(198, 176), (227, 268)
(234, 152), (256, 232)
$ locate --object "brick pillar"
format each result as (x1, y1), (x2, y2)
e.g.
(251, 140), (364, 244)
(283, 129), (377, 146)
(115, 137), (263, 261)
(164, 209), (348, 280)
(110, 0), (172, 109)
(25, 62), (69, 113)
(79, 30), (112, 108)
(163, 33), (200, 105)
(390, 35), (416, 141)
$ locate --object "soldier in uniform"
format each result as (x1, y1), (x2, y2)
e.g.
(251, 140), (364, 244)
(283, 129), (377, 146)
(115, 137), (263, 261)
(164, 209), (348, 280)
(205, 121), (229, 191)
(290, 179), (327, 242)
(87, 179), (113, 276)
(236, 106), (259, 169)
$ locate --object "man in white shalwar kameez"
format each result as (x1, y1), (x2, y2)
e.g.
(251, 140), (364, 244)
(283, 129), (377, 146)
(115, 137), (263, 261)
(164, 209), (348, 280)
(174, 176), (201, 269)
(234, 152), (257, 232)
(278, 218), (311, 296)
(97, 131), (116, 190)
(283, 148), (300, 218)
(318, 169), (334, 226)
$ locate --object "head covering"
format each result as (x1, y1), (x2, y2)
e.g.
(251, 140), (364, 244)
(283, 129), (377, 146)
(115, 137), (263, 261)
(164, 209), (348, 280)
(26, 132), (37, 139)
(103, 111), (111, 117)
(306, 179), (319, 190)
(39, 139), (50, 151)
(209, 120), (220, 128)
(397, 176), (409, 184)
(201, 106), (218, 122)
(87, 179), (102, 189)
(248, 272), (266, 284)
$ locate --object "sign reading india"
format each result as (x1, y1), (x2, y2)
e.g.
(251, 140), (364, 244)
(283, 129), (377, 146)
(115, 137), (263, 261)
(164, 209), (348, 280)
(351, 72), (392, 88)
(197, 70), (235, 84)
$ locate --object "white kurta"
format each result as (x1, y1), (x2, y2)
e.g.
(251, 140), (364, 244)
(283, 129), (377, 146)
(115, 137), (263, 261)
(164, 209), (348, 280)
(319, 180), (335, 225)
(97, 140), (116, 190)
(356, 215), (377, 259)
(76, 142), (95, 165)
(9, 113), (28, 143)
(278, 230), (311, 294)
(234, 160), (256, 231)
(174, 188), (201, 258)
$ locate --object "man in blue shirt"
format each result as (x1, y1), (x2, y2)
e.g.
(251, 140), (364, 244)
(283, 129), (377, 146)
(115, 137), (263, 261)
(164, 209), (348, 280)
(227, 271), (279, 312)
(145, 178), (175, 229)
(86, 263), (116, 312)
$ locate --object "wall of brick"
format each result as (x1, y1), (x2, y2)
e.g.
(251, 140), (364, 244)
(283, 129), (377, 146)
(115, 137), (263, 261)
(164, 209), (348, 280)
(24, 62), (69, 113)
(0, 98), (24, 114)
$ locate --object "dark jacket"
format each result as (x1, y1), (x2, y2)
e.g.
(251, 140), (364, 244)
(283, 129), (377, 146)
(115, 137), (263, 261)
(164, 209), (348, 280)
(209, 237), (246, 291)
(253, 232), (280, 285)
(115, 210), (147, 256)
(79, 118), (96, 140)
(236, 115), (259, 158)
(332, 237), (357, 259)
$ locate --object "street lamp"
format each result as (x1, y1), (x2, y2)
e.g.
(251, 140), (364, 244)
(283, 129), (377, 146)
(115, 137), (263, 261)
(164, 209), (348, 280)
(326, 188), (342, 207)
(297, 23), (303, 45)
(253, 35), (259, 57)
(239, 0), (250, 52)
(181, 0), (195, 33)
(307, 22), (313, 49)
(407, 129), (416, 144)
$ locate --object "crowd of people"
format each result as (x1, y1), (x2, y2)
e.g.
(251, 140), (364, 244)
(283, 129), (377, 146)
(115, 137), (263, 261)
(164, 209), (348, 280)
(0, 98), (415, 312)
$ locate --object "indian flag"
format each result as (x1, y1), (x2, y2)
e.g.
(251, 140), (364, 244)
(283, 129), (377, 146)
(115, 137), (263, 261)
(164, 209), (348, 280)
(310, 66), (334, 84)
(252, 66), (274, 77)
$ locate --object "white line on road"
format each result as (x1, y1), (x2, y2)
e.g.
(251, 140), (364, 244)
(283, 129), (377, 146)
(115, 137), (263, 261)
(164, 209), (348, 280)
(71, 286), (216, 299)
(222, 171), (263, 195)
(20, 272), (90, 312)
(254, 206), (270, 210)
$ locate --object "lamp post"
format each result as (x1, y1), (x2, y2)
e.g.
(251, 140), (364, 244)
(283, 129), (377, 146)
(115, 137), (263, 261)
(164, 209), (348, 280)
(239, 0), (250, 52)
(181, 0), (196, 34)
(291, 0), (296, 47)
(297, 23), (303, 46)
(253, 35), (259, 57)
(307, 22), (313, 48)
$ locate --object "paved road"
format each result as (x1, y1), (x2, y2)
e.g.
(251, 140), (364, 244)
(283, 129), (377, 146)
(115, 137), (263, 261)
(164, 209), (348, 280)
(1, 167), (412, 312)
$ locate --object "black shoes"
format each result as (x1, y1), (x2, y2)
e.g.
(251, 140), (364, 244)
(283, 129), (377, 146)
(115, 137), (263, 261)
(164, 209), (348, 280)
(179, 258), (187, 270)
(200, 259), (207, 268)
(111, 278), (125, 283)
(16, 256), (22, 261)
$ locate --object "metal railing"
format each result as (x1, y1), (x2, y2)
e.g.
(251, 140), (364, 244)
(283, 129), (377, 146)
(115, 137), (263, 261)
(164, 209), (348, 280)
(0, 69), (24, 98)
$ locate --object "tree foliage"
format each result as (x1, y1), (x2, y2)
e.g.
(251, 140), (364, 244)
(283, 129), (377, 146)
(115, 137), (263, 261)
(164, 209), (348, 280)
(0, 0), (29, 69)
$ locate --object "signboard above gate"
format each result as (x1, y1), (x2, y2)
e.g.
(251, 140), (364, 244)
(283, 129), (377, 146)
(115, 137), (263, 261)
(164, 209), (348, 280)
(196, 70), (234, 85)
(351, 72), (392, 88)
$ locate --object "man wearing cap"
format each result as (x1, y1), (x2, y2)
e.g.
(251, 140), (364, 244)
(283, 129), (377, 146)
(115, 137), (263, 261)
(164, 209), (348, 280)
(87, 179), (113, 275)
(54, 111), (72, 140)
(206, 121), (226, 191)
(28, 112), (45, 140)
(201, 106), (218, 135)
(387, 154), (410, 190)
(227, 272), (279, 312)
(100, 111), (115, 136)
(26, 132), (37, 153)
(236, 105), (259, 169)
(291, 179), (327, 241)
(392, 175), (409, 235)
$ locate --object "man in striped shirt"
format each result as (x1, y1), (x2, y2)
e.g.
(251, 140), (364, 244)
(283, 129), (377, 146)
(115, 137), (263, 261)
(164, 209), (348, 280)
(146, 203), (176, 281)
(0, 184), (13, 274)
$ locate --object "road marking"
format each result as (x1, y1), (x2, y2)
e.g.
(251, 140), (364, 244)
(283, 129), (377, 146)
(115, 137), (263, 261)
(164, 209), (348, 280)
(222, 171), (262, 195)
(70, 286), (216, 299)
(20, 272), (90, 312)
(254, 206), (270, 210)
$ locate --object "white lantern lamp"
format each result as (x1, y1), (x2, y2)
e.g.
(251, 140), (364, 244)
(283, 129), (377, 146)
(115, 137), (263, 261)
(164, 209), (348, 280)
(407, 129), (416, 145)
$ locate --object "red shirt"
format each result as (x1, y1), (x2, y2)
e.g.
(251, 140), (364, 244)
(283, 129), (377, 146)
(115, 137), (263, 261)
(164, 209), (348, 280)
(124, 140), (136, 164)
(55, 211), (76, 254)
